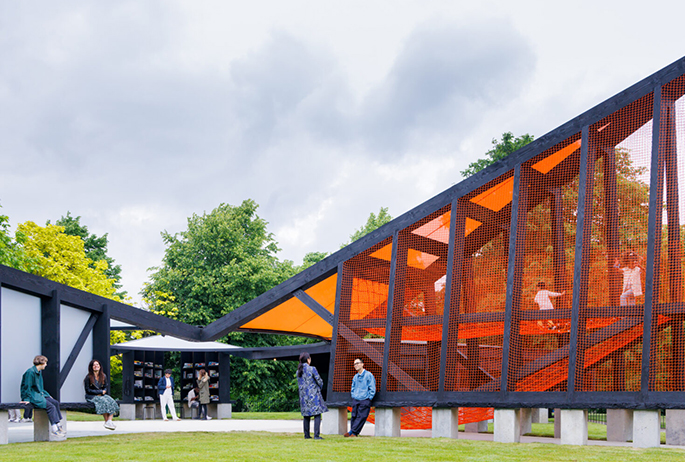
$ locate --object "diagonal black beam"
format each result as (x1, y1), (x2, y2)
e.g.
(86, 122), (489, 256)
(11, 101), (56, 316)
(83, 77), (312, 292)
(60, 312), (99, 387)
(338, 324), (426, 391)
(294, 289), (334, 326)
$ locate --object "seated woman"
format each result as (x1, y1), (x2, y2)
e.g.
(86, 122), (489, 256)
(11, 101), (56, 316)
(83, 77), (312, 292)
(84, 359), (119, 430)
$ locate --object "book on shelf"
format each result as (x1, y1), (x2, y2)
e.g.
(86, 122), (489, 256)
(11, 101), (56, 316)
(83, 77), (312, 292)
(133, 360), (142, 366)
(134, 396), (143, 402)
(209, 383), (218, 389)
(154, 370), (162, 378)
(194, 363), (205, 368)
(144, 371), (153, 378)
(145, 385), (153, 389)
(210, 395), (219, 402)
(209, 370), (219, 377)
(145, 362), (154, 368)
(208, 361), (219, 366)
(134, 380), (143, 388)
(144, 396), (154, 401)
(183, 363), (193, 369)
(154, 364), (163, 369)
(133, 371), (143, 377)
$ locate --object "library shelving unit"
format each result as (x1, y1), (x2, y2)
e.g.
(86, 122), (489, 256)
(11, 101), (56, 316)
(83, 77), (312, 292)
(180, 351), (231, 417)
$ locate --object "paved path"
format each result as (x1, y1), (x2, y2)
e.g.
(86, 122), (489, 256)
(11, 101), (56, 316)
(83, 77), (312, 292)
(5, 419), (684, 449)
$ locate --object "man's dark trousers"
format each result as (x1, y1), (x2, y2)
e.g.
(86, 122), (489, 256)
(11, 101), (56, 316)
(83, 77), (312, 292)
(350, 398), (371, 435)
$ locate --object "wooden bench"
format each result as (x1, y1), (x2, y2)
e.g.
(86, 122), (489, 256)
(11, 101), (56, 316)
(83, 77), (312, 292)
(0, 402), (95, 443)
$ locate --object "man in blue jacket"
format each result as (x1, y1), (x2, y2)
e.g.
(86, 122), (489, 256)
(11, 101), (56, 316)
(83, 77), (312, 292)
(344, 358), (375, 437)
(157, 369), (181, 421)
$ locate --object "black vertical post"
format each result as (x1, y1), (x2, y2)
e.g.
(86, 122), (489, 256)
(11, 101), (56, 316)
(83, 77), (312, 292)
(93, 304), (111, 389)
(439, 199), (465, 393)
(551, 187), (568, 309)
(122, 351), (134, 402)
(219, 352), (231, 403)
(502, 165), (528, 393)
(642, 86), (662, 394)
(382, 231), (408, 392)
(568, 125), (595, 394)
(41, 290), (61, 400)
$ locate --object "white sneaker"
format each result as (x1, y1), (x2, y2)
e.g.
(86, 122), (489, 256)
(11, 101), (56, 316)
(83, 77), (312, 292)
(104, 421), (116, 430)
(206, 416), (212, 420)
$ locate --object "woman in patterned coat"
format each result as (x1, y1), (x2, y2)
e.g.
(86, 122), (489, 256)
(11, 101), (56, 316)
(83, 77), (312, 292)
(297, 352), (328, 440)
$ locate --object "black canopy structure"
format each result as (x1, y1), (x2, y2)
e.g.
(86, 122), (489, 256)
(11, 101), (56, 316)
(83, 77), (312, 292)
(2, 55), (685, 417)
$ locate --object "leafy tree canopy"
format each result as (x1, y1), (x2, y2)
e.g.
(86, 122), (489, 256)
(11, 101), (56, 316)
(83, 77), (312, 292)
(50, 212), (124, 293)
(460, 132), (534, 178)
(0, 206), (38, 272)
(341, 207), (393, 248)
(142, 199), (297, 326)
(18, 221), (122, 301)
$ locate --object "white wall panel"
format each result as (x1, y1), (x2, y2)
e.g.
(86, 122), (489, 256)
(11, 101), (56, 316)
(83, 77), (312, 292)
(1, 288), (41, 402)
(60, 305), (92, 403)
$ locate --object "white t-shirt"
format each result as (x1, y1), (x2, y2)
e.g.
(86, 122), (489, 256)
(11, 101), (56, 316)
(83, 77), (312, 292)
(534, 289), (563, 310)
(621, 267), (642, 296)
(163, 377), (173, 396)
(186, 389), (196, 403)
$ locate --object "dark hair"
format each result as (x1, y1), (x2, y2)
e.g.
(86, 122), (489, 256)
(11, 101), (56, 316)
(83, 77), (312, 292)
(88, 359), (106, 385)
(297, 352), (311, 378)
(33, 355), (48, 366)
(164, 369), (173, 375)
(198, 369), (207, 378)
(537, 281), (546, 289)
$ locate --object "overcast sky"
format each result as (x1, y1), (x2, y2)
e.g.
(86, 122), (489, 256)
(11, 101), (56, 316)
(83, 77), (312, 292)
(1, 1), (684, 305)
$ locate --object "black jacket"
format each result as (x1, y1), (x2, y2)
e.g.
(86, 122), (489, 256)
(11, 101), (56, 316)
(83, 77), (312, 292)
(84, 374), (109, 400)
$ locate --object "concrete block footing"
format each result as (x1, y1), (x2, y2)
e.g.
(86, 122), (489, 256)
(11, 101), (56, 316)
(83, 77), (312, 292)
(531, 408), (548, 424)
(494, 409), (520, 443)
(217, 403), (232, 419)
(119, 403), (137, 420)
(560, 409), (587, 446)
(666, 409), (685, 446)
(375, 407), (401, 437)
(34, 409), (67, 442)
(0, 410), (8, 445)
(606, 409), (633, 442)
(633, 410), (661, 448)
(520, 408), (532, 435)
(322, 407), (347, 435)
(431, 408), (459, 438)
(464, 420), (488, 433)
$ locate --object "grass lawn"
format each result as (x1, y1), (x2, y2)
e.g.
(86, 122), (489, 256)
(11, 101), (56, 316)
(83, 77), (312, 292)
(0, 431), (682, 462)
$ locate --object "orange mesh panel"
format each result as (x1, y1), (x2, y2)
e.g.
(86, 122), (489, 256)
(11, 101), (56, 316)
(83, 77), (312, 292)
(332, 238), (392, 393)
(651, 75), (685, 391)
(363, 406), (494, 430)
(387, 207), (450, 392)
(575, 92), (654, 391)
(471, 176), (514, 212)
(509, 135), (582, 392)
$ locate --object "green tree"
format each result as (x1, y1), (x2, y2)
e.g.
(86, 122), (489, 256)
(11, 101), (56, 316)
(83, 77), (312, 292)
(460, 132), (535, 178)
(300, 251), (329, 270)
(341, 207), (393, 248)
(51, 212), (124, 294)
(19, 221), (122, 300)
(0, 205), (38, 272)
(142, 200), (304, 411)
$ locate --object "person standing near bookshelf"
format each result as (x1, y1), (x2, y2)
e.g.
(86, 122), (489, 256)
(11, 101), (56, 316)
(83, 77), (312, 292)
(197, 369), (211, 420)
(157, 369), (181, 421)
